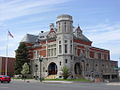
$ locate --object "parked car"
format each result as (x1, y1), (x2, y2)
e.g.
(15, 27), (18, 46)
(0, 75), (11, 83)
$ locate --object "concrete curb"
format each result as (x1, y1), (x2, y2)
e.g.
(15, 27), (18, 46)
(43, 81), (73, 84)
(106, 83), (120, 86)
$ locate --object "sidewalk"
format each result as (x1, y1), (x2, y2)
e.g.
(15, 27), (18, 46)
(12, 79), (73, 84)
(12, 79), (120, 85)
(106, 82), (120, 86)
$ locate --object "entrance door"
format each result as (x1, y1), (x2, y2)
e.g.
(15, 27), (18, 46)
(48, 62), (57, 75)
(74, 63), (82, 75)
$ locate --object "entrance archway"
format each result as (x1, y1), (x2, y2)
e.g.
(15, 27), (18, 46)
(74, 63), (82, 75)
(48, 62), (57, 75)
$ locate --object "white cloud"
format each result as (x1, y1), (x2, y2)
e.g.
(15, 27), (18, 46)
(84, 23), (120, 43)
(83, 23), (120, 62)
(0, 0), (70, 21)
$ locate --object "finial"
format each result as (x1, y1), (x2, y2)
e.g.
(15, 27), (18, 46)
(77, 24), (80, 29)
(50, 23), (54, 29)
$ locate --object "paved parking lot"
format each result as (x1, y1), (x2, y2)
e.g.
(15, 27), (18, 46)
(0, 80), (120, 90)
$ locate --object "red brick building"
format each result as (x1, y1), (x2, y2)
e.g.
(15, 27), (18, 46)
(21, 14), (118, 81)
(0, 56), (15, 77)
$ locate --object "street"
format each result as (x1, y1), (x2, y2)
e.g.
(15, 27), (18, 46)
(0, 80), (120, 90)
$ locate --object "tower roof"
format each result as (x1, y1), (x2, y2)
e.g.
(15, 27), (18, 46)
(56, 14), (73, 22)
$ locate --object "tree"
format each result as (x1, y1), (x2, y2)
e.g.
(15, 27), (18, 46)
(15, 42), (30, 75)
(62, 66), (70, 79)
(21, 63), (29, 79)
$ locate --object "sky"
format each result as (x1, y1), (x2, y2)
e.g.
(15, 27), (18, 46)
(0, 0), (120, 66)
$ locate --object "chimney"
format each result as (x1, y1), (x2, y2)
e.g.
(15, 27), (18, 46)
(50, 23), (54, 29)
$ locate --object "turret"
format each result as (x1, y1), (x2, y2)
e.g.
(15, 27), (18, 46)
(56, 14), (73, 34)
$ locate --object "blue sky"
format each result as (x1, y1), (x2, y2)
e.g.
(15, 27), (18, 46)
(0, 0), (120, 66)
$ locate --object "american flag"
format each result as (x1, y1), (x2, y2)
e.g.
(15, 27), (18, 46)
(8, 31), (14, 38)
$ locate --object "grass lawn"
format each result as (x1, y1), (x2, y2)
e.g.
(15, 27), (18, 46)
(44, 78), (91, 82)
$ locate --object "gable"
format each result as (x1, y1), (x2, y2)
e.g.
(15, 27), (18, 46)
(47, 28), (57, 39)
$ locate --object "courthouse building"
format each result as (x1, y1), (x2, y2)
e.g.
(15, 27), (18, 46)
(21, 14), (118, 81)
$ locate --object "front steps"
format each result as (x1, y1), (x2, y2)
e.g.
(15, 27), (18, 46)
(75, 75), (84, 79)
(45, 75), (57, 79)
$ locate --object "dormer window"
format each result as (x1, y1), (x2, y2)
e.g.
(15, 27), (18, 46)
(40, 36), (44, 38)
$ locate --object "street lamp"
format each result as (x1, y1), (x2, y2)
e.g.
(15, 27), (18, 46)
(35, 64), (38, 80)
(39, 56), (43, 82)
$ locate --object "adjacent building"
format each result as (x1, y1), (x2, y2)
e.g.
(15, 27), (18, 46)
(0, 56), (15, 76)
(21, 14), (118, 81)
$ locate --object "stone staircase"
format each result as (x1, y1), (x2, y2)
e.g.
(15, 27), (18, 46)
(75, 75), (83, 79)
(45, 75), (57, 79)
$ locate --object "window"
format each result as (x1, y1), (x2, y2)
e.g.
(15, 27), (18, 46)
(59, 23), (60, 31)
(59, 45), (62, 53)
(70, 45), (72, 53)
(103, 54), (107, 60)
(48, 49), (50, 56)
(40, 36), (44, 38)
(65, 44), (67, 53)
(75, 48), (77, 55)
(90, 51), (94, 58)
(64, 40), (67, 43)
(59, 41), (61, 44)
(64, 22), (66, 32)
(43, 67), (45, 72)
(86, 64), (89, 71)
(60, 61), (61, 66)
(33, 50), (39, 59)
(97, 53), (101, 59)
(102, 64), (104, 67)
(77, 49), (80, 56)
(35, 64), (38, 72)
(71, 56), (72, 60)
(37, 50), (39, 58)
(53, 44), (56, 47)
(54, 48), (56, 56)
(65, 59), (68, 63)
(51, 49), (53, 56)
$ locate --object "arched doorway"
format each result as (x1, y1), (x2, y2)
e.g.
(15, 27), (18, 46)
(74, 63), (82, 75)
(48, 62), (57, 75)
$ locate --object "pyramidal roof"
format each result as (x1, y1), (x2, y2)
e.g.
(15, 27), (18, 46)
(21, 34), (38, 43)
(73, 26), (92, 42)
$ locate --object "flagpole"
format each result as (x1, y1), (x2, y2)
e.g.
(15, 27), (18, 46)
(5, 31), (9, 75)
